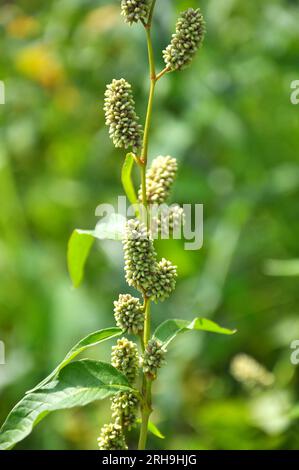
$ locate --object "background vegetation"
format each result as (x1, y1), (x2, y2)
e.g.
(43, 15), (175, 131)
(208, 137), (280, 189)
(0, 0), (299, 449)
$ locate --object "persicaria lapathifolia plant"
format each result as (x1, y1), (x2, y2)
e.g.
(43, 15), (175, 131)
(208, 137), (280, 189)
(0, 2), (236, 452)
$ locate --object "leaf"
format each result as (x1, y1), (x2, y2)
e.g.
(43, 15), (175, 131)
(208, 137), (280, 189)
(154, 317), (237, 347)
(137, 419), (165, 439)
(0, 360), (134, 450)
(67, 216), (126, 287)
(28, 327), (122, 393)
(67, 229), (95, 287)
(122, 153), (139, 215)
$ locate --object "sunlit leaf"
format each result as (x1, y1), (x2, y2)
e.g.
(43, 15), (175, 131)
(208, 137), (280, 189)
(28, 327), (122, 393)
(121, 152), (138, 206)
(0, 360), (135, 450)
(154, 317), (237, 347)
(136, 419), (165, 439)
(67, 229), (95, 288)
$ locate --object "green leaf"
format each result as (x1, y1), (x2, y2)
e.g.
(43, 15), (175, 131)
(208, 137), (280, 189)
(122, 153), (139, 214)
(137, 419), (165, 439)
(67, 229), (95, 287)
(28, 327), (122, 393)
(0, 360), (134, 450)
(67, 216), (125, 287)
(154, 317), (237, 347)
(148, 420), (165, 439)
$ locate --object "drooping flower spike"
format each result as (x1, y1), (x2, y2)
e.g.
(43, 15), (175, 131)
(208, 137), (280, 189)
(121, 0), (151, 25)
(111, 337), (139, 384)
(111, 392), (139, 430)
(138, 155), (178, 205)
(142, 338), (166, 380)
(163, 8), (206, 71)
(114, 294), (144, 335)
(104, 78), (142, 152)
(97, 422), (127, 450)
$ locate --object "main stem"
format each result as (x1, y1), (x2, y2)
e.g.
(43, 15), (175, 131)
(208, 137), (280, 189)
(138, 299), (152, 450)
(138, 7), (157, 450)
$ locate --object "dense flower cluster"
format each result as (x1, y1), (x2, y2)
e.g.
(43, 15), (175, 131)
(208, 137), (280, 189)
(114, 294), (144, 335)
(104, 78), (142, 152)
(123, 219), (177, 301)
(111, 337), (139, 383)
(153, 204), (185, 236)
(147, 258), (177, 302)
(123, 219), (157, 292)
(142, 338), (166, 380)
(230, 354), (275, 389)
(121, 0), (150, 25)
(111, 392), (139, 430)
(139, 156), (178, 205)
(163, 8), (205, 71)
(97, 422), (128, 450)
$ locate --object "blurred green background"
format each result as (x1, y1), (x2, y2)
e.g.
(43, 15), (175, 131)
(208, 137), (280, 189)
(1, 0), (299, 450)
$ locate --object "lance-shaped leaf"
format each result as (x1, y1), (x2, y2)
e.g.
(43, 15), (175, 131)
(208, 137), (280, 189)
(68, 216), (125, 287)
(121, 153), (138, 207)
(67, 229), (95, 288)
(28, 327), (122, 393)
(0, 360), (135, 450)
(137, 419), (165, 439)
(154, 317), (236, 347)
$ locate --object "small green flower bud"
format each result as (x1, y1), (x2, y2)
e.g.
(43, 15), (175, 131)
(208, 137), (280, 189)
(104, 78), (142, 152)
(163, 8), (206, 71)
(123, 219), (157, 293)
(142, 338), (166, 380)
(114, 294), (144, 335)
(121, 0), (150, 25)
(138, 156), (178, 205)
(111, 337), (139, 384)
(111, 392), (139, 430)
(97, 422), (127, 450)
(147, 258), (177, 302)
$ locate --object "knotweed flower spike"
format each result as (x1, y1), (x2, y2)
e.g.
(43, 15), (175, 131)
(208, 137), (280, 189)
(142, 338), (166, 380)
(148, 258), (177, 302)
(154, 204), (185, 235)
(113, 294), (144, 335)
(111, 392), (139, 430)
(121, 0), (150, 25)
(104, 78), (142, 152)
(123, 219), (157, 292)
(97, 422), (127, 450)
(139, 155), (178, 204)
(111, 337), (139, 383)
(163, 8), (206, 71)
(123, 219), (177, 300)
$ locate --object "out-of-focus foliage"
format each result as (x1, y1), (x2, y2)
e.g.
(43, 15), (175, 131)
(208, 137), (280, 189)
(0, 0), (299, 449)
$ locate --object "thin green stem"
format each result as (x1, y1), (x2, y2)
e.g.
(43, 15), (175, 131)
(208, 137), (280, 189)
(138, 380), (152, 450)
(140, 27), (156, 167)
(143, 297), (151, 345)
(138, 298), (152, 450)
(156, 66), (170, 82)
